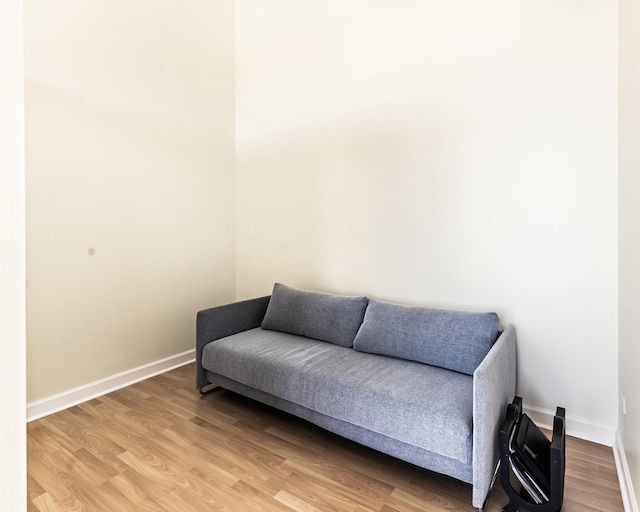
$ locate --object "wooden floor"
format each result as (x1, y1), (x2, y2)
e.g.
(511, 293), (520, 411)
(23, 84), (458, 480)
(27, 363), (624, 512)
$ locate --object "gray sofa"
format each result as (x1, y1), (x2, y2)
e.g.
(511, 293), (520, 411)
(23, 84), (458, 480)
(196, 283), (516, 509)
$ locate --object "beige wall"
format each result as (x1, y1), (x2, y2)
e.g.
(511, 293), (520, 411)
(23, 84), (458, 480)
(25, 0), (236, 402)
(619, 0), (640, 507)
(0, 0), (27, 508)
(235, 2), (619, 434)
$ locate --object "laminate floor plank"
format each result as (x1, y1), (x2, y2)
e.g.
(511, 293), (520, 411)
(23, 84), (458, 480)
(28, 471), (47, 502)
(229, 478), (297, 512)
(107, 468), (174, 509)
(27, 363), (625, 511)
(281, 458), (395, 510)
(102, 474), (168, 512)
(31, 492), (70, 512)
(29, 446), (87, 503)
(278, 470), (383, 512)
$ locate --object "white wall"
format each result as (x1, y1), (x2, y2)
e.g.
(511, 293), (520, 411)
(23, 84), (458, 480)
(619, 0), (640, 507)
(0, 0), (27, 508)
(25, 0), (236, 402)
(236, 1), (619, 437)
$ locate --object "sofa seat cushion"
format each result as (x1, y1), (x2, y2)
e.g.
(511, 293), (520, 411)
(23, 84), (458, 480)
(201, 327), (473, 463)
(353, 299), (499, 375)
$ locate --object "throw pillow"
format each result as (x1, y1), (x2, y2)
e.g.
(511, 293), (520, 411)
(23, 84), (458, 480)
(261, 283), (368, 348)
(353, 299), (499, 375)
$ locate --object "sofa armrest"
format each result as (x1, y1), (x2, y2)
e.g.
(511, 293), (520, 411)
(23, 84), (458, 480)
(471, 324), (517, 509)
(196, 295), (271, 390)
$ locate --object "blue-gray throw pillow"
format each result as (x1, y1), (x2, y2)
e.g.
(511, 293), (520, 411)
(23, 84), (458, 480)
(353, 299), (499, 375)
(261, 283), (368, 348)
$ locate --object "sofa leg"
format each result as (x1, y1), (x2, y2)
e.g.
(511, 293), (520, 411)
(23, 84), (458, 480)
(199, 384), (220, 394)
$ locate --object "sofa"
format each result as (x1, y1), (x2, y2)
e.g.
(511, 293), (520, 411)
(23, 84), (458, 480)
(196, 283), (516, 510)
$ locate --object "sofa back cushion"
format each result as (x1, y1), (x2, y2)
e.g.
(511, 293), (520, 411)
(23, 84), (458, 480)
(261, 283), (368, 348)
(353, 299), (499, 375)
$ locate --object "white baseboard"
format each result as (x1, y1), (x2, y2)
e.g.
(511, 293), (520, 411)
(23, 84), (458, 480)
(27, 349), (195, 422)
(614, 430), (640, 512)
(522, 402), (617, 446)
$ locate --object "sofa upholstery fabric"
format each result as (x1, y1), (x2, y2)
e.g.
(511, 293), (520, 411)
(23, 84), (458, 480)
(205, 371), (474, 484)
(261, 282), (368, 348)
(202, 327), (473, 463)
(353, 299), (499, 375)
